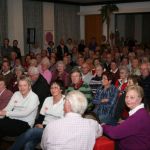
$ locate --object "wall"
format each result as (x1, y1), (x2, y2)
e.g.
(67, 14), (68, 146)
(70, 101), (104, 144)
(7, 0), (55, 55)
(23, 0), (43, 54)
(43, 2), (55, 49)
(7, 0), (24, 55)
(79, 2), (150, 41)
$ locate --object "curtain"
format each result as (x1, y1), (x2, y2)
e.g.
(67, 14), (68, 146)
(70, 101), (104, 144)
(54, 3), (80, 46)
(142, 13), (150, 44)
(125, 14), (135, 40)
(23, 0), (43, 54)
(0, 0), (8, 44)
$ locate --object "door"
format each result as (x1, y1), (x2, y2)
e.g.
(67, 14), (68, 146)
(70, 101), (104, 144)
(85, 14), (102, 46)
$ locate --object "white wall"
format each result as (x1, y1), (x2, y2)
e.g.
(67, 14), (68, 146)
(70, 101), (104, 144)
(79, 2), (150, 40)
(7, 1), (55, 55)
(43, 2), (55, 49)
(7, 0), (24, 55)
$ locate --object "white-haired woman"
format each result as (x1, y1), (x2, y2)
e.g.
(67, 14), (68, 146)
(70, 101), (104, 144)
(103, 85), (150, 150)
(9, 66), (25, 92)
(115, 65), (129, 93)
(51, 61), (70, 88)
(0, 75), (39, 137)
(39, 57), (52, 84)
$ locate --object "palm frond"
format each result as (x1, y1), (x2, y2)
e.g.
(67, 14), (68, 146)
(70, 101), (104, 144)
(100, 4), (119, 23)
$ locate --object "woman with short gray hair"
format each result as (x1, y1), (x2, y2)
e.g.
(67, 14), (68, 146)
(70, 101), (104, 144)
(39, 57), (52, 84)
(103, 85), (150, 150)
(51, 60), (70, 88)
(8, 66), (25, 92)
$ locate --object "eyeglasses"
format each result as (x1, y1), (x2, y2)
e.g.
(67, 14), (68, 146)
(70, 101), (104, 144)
(102, 77), (108, 80)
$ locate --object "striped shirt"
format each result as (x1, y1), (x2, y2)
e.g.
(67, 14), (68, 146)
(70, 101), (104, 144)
(66, 83), (93, 110)
(89, 75), (102, 96)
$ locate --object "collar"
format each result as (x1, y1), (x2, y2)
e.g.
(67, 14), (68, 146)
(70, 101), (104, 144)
(65, 112), (81, 118)
(129, 103), (144, 116)
(53, 95), (65, 105)
(2, 70), (11, 76)
(118, 78), (128, 84)
(20, 90), (32, 99)
(110, 68), (118, 74)
(82, 72), (92, 77)
(0, 88), (6, 96)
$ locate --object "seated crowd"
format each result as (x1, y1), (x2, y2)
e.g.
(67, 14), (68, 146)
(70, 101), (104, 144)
(0, 37), (150, 150)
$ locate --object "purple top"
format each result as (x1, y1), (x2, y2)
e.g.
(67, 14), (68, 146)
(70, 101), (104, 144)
(103, 108), (150, 150)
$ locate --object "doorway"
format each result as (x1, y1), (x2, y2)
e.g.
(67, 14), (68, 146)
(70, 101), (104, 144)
(85, 14), (102, 46)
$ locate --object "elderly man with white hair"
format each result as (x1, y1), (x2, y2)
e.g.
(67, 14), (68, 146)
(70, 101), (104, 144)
(28, 66), (50, 108)
(41, 90), (102, 150)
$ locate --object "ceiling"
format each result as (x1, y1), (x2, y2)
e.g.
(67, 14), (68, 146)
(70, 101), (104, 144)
(34, 0), (150, 6)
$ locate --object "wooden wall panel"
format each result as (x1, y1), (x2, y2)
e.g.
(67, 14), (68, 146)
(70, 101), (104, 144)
(85, 14), (102, 46)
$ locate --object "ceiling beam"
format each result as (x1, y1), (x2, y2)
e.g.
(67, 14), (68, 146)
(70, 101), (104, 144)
(32, 0), (150, 6)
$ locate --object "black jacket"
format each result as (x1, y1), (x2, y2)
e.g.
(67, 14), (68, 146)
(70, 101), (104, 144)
(32, 74), (50, 109)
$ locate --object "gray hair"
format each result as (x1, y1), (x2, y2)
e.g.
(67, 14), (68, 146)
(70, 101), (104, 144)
(119, 65), (129, 74)
(65, 90), (87, 115)
(56, 61), (66, 69)
(15, 66), (25, 73)
(28, 66), (40, 75)
(41, 57), (50, 68)
(126, 85), (144, 99)
(17, 75), (32, 87)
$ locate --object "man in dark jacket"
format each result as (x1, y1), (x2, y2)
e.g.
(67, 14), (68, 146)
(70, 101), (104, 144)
(28, 66), (50, 109)
(56, 39), (68, 60)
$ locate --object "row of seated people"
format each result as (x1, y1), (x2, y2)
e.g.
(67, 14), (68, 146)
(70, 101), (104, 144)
(0, 40), (150, 149)
(0, 74), (150, 150)
(1, 53), (150, 112)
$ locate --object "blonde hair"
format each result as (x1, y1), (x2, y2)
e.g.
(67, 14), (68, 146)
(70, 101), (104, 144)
(29, 58), (37, 67)
(41, 57), (50, 68)
(17, 75), (32, 87)
(126, 85), (144, 99)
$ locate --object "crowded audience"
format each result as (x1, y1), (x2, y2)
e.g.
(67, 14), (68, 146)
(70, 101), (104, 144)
(0, 36), (150, 149)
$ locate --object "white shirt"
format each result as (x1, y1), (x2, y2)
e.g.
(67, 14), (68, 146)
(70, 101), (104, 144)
(110, 68), (118, 74)
(41, 112), (102, 150)
(4, 90), (39, 127)
(82, 72), (93, 85)
(40, 95), (65, 125)
(129, 103), (144, 116)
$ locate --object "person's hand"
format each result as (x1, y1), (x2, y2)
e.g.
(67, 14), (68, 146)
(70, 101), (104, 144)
(101, 122), (106, 126)
(0, 110), (6, 116)
(101, 99), (109, 103)
(118, 119), (125, 124)
(35, 124), (44, 128)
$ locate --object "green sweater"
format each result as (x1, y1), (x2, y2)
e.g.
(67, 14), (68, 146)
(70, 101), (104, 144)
(66, 83), (93, 111)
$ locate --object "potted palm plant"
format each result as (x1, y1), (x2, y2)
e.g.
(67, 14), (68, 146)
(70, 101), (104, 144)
(100, 4), (119, 43)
